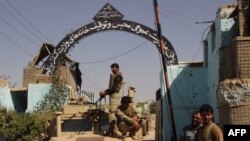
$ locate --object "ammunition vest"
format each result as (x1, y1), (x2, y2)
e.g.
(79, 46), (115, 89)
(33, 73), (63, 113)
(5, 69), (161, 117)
(109, 73), (122, 93)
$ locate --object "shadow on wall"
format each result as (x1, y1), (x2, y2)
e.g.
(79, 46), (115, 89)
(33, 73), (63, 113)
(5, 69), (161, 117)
(11, 92), (27, 113)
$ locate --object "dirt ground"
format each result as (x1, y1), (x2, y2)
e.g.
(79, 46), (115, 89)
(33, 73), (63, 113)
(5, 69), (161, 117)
(49, 129), (155, 141)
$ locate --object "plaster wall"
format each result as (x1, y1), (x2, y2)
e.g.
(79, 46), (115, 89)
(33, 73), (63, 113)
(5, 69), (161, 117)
(26, 84), (51, 112)
(159, 65), (209, 141)
(169, 66), (208, 141)
(204, 5), (236, 124)
(0, 87), (14, 110)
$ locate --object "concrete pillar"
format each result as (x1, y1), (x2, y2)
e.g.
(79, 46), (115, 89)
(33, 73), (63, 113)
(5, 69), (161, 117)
(55, 112), (62, 137)
(128, 86), (137, 109)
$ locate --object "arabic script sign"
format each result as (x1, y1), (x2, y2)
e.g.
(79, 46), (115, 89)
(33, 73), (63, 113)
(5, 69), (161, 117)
(93, 3), (123, 21)
(42, 3), (178, 75)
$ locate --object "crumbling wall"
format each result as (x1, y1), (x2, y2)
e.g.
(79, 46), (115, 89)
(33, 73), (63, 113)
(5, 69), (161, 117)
(0, 79), (9, 88)
(216, 2), (250, 127)
(217, 78), (250, 126)
(23, 67), (43, 87)
(23, 65), (77, 97)
(217, 78), (250, 104)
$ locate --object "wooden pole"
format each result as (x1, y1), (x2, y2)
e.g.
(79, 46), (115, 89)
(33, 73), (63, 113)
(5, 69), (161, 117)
(153, 0), (177, 141)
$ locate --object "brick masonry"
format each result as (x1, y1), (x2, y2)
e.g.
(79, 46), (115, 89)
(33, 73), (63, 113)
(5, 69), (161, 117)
(233, 37), (250, 78)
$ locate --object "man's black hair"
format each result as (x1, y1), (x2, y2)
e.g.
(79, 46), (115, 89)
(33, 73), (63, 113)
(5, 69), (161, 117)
(199, 104), (213, 114)
(192, 110), (200, 116)
(121, 96), (132, 104)
(110, 63), (119, 68)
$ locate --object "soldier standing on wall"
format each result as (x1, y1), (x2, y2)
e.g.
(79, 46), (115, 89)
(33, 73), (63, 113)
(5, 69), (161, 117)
(99, 63), (123, 138)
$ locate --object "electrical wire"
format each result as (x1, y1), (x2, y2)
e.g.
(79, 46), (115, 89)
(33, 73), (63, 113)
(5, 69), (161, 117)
(0, 17), (40, 47)
(0, 32), (34, 57)
(137, 0), (202, 34)
(83, 74), (105, 90)
(180, 0), (211, 13)
(0, 4), (45, 43)
(79, 40), (151, 94)
(79, 40), (149, 64)
(5, 0), (53, 44)
(192, 24), (211, 61)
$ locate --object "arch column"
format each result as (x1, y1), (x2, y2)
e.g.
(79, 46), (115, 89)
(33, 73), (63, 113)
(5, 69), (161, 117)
(55, 111), (62, 137)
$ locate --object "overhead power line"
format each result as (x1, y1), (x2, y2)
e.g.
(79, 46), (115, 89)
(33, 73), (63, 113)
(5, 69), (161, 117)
(0, 17), (40, 47)
(137, 0), (202, 34)
(79, 40), (149, 64)
(0, 4), (45, 43)
(0, 32), (34, 57)
(83, 75), (104, 90)
(192, 21), (213, 61)
(5, 0), (53, 44)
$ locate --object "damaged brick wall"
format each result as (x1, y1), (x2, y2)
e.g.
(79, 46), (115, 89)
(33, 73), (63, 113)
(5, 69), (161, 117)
(216, 1), (250, 126)
(23, 65), (78, 97)
(217, 78), (250, 126)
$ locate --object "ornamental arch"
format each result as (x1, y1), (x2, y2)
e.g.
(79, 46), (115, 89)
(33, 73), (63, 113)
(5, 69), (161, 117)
(42, 3), (178, 75)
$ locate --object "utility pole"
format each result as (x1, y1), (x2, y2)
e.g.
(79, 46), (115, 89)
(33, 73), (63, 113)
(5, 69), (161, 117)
(153, 0), (177, 141)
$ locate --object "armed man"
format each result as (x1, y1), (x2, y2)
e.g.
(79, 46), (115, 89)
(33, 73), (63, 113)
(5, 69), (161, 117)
(99, 63), (123, 138)
(116, 96), (147, 140)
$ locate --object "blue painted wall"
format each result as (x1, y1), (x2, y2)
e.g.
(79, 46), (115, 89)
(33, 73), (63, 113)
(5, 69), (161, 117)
(204, 4), (236, 122)
(168, 66), (208, 139)
(0, 87), (14, 110)
(26, 84), (51, 112)
(160, 4), (237, 141)
(0, 84), (51, 112)
(160, 65), (209, 141)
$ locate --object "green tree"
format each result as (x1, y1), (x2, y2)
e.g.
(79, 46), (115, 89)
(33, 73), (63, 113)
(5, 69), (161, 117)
(0, 58), (70, 140)
(35, 72), (69, 112)
(149, 101), (157, 114)
(0, 105), (52, 141)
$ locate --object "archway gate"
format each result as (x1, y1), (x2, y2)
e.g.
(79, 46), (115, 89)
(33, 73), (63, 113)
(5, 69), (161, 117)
(42, 3), (178, 74)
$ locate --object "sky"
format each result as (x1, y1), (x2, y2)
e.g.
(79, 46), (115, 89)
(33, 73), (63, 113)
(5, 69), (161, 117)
(0, 0), (236, 102)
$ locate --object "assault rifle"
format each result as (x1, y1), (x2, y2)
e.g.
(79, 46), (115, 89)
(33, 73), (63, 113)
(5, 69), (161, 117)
(95, 92), (106, 104)
(86, 93), (107, 122)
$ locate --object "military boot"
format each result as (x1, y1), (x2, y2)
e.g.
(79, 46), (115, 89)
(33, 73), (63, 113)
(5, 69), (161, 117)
(103, 128), (112, 136)
(113, 124), (123, 137)
(129, 132), (137, 140)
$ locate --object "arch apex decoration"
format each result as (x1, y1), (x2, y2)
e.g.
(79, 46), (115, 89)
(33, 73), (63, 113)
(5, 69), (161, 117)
(93, 3), (124, 21)
(42, 3), (178, 75)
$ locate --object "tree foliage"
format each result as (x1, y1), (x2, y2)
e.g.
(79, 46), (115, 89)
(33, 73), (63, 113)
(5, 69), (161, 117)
(149, 101), (157, 114)
(0, 105), (53, 141)
(0, 69), (70, 140)
(35, 72), (69, 112)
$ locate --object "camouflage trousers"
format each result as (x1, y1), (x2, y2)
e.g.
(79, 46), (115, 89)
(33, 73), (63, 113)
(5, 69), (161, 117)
(108, 92), (121, 135)
(109, 92), (120, 122)
(118, 119), (147, 136)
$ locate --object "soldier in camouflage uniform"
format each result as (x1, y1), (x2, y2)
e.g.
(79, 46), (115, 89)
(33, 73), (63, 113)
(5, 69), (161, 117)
(116, 96), (147, 140)
(99, 63), (123, 137)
